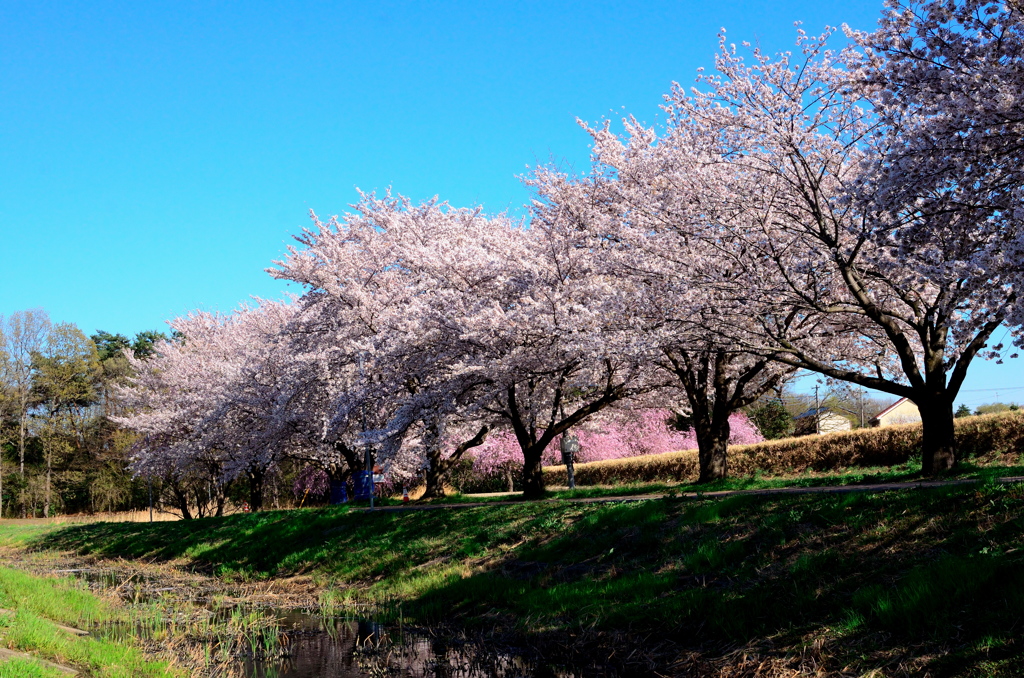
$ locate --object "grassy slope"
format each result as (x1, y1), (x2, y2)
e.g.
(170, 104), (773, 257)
(0, 567), (178, 677)
(4, 480), (1024, 675)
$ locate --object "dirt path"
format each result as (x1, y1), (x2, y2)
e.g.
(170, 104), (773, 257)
(359, 475), (1024, 512)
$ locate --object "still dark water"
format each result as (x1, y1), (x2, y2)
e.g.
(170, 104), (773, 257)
(236, 611), (543, 678)
(57, 567), (600, 678)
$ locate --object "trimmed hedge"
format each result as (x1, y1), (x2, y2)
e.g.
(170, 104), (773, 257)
(540, 411), (1024, 487)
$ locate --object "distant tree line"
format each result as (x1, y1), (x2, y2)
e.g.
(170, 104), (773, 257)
(0, 309), (169, 517)
(956, 402), (1020, 418)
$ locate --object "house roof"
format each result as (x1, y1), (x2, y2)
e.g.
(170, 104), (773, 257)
(795, 407), (838, 420)
(870, 397), (911, 422)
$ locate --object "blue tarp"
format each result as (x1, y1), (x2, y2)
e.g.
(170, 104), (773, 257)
(353, 471), (373, 501)
(329, 479), (349, 504)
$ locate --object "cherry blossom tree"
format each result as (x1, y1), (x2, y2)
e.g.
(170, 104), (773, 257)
(271, 296), (389, 488)
(847, 0), (1024, 341)
(463, 219), (652, 497)
(115, 299), (328, 513)
(849, 1), (1024, 321)
(578, 21), (1021, 475)
(527, 168), (794, 482)
(270, 194), (509, 497)
(115, 310), (237, 517)
(272, 192), (653, 499)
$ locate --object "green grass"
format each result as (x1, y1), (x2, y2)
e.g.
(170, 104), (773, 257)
(0, 523), (64, 549)
(0, 567), (179, 677)
(6, 478), (1024, 675)
(0, 657), (68, 678)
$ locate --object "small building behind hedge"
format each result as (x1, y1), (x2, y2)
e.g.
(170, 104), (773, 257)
(794, 407), (853, 436)
(869, 397), (922, 428)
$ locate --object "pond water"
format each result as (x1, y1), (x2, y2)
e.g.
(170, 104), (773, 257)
(53, 567), (616, 678)
(235, 614), (539, 678)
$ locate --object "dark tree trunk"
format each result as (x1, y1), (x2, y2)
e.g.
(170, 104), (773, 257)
(423, 447), (447, 499)
(919, 397), (956, 475)
(195, 489), (207, 519)
(422, 419), (447, 499)
(522, 447), (545, 499)
(499, 369), (626, 502)
(328, 466), (352, 484)
(44, 454), (51, 518)
(248, 469), (265, 512)
(171, 482), (193, 520)
(421, 425), (489, 500)
(695, 415), (731, 484)
(335, 441), (364, 475)
(213, 479), (228, 517)
(660, 348), (787, 486)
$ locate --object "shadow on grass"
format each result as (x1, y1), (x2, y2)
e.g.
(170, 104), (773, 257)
(408, 488), (1024, 675)
(25, 482), (1024, 674)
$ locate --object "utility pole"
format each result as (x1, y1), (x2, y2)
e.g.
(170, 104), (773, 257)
(814, 384), (821, 435)
(366, 446), (374, 509)
(358, 352), (374, 509)
(558, 405), (578, 490)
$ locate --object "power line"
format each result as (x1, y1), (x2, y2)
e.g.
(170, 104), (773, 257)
(958, 386), (1024, 393)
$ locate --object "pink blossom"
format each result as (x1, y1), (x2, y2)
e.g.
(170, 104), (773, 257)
(473, 410), (763, 473)
(293, 466), (330, 499)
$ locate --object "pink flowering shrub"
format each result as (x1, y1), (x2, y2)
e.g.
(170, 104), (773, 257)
(470, 409), (764, 477)
(546, 410), (763, 465)
(293, 466), (330, 500)
(470, 432), (523, 476)
(541, 409), (689, 465)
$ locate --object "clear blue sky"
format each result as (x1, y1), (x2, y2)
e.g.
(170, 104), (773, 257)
(1, 0), (1019, 406)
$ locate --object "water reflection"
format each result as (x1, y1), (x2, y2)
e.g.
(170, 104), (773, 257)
(44, 566), (606, 677)
(239, 615), (552, 678)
